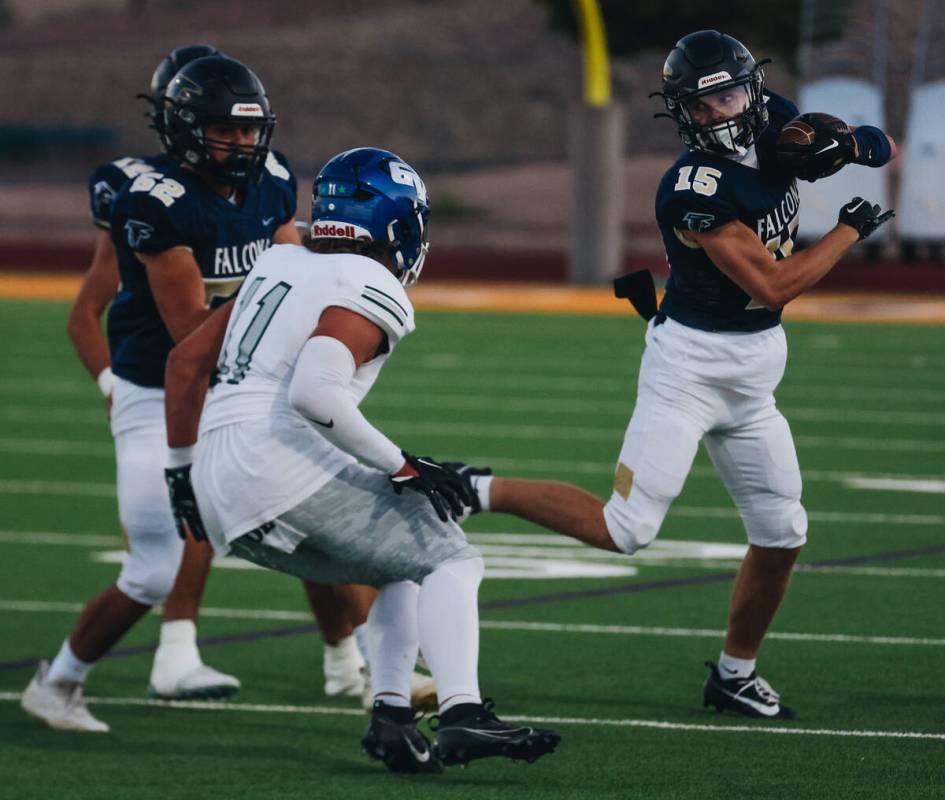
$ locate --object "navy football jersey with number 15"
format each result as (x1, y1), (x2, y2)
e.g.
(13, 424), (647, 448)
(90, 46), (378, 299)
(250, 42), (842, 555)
(655, 92), (800, 332)
(108, 151), (297, 388)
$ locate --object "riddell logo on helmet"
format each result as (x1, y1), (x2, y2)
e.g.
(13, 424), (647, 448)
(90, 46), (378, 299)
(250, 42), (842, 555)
(231, 103), (264, 117)
(697, 71), (732, 88)
(310, 221), (372, 240)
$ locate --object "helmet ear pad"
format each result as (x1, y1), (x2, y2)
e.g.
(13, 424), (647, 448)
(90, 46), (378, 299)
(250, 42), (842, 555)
(162, 55), (275, 186)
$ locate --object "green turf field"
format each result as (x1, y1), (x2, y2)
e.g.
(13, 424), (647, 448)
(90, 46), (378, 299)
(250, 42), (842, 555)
(0, 299), (943, 800)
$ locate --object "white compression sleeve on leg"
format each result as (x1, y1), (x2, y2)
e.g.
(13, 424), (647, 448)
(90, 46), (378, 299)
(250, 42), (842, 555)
(366, 581), (420, 707)
(417, 556), (485, 711)
(288, 336), (404, 473)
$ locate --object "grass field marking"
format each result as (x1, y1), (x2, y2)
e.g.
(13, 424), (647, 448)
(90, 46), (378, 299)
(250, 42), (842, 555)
(671, 506), (945, 527)
(5, 374), (945, 406)
(475, 620), (945, 647)
(6, 397), (945, 428)
(375, 373), (945, 402)
(0, 531), (120, 547)
(842, 477), (945, 494)
(4, 600), (945, 646)
(1, 691), (943, 741)
(0, 479), (115, 497)
(3, 427), (943, 457)
(6, 530), (945, 579)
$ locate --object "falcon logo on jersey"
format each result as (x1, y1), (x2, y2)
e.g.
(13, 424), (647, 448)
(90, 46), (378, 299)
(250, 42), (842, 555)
(682, 211), (716, 232)
(124, 219), (155, 250)
(213, 237), (271, 275)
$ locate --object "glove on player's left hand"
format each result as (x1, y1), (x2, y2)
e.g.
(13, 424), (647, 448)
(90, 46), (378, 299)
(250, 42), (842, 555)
(165, 464), (209, 542)
(777, 113), (856, 182)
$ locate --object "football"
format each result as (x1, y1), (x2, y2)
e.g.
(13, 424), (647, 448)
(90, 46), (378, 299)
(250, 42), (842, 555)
(777, 112), (850, 148)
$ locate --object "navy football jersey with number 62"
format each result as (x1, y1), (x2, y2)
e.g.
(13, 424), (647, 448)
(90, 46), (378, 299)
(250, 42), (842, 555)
(107, 151), (297, 388)
(655, 92), (800, 332)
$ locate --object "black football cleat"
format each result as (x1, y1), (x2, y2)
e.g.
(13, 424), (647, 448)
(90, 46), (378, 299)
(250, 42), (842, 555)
(361, 701), (443, 774)
(430, 699), (561, 766)
(703, 661), (798, 720)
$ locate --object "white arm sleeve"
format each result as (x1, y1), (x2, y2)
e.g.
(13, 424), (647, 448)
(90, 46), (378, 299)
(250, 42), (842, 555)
(288, 336), (405, 474)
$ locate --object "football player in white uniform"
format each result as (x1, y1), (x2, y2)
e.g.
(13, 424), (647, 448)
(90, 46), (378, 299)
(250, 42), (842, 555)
(162, 148), (561, 773)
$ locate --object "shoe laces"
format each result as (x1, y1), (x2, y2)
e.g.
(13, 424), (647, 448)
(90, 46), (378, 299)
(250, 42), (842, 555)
(750, 675), (781, 703)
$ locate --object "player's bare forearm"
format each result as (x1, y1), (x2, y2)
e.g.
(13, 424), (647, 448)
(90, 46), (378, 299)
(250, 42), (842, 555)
(694, 220), (857, 310)
(141, 248), (214, 342)
(67, 230), (119, 379)
(489, 478), (620, 552)
(165, 301), (234, 447)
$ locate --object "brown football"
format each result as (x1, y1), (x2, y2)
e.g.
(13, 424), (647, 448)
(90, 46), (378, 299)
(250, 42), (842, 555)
(778, 112), (850, 148)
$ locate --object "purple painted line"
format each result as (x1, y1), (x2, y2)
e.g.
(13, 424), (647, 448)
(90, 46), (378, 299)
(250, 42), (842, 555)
(3, 542), (943, 673)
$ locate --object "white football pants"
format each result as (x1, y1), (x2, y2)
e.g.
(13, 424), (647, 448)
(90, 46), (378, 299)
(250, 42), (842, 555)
(111, 377), (183, 606)
(603, 316), (808, 554)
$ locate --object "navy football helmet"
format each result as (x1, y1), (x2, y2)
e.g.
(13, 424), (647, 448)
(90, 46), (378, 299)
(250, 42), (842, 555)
(311, 148), (430, 287)
(655, 30), (769, 155)
(163, 55), (275, 187)
(141, 45), (223, 146)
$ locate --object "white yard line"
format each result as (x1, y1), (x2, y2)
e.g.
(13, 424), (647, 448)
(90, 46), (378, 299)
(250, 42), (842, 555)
(1, 427), (943, 457)
(0, 691), (941, 740)
(1, 600), (942, 646)
(4, 400), (945, 427)
(842, 477), (945, 494)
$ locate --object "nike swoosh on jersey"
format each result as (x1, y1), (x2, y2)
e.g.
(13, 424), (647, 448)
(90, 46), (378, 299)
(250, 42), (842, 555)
(311, 417), (334, 428)
(815, 139), (839, 154)
(405, 737), (431, 763)
(262, 216), (276, 225)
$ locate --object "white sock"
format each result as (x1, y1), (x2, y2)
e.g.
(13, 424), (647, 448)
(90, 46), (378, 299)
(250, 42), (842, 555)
(324, 634), (364, 669)
(417, 556), (484, 710)
(153, 619), (202, 673)
(718, 651), (756, 679)
(366, 581), (420, 706)
(471, 475), (493, 512)
(46, 638), (94, 685)
(352, 623), (371, 669)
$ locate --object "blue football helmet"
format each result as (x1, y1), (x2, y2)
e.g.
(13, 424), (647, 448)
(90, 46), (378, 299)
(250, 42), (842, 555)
(311, 148), (430, 286)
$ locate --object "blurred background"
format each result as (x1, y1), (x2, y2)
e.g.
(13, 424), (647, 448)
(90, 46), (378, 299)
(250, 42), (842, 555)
(0, 0), (943, 290)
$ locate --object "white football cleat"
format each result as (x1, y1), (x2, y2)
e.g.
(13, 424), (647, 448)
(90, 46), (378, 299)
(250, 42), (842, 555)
(148, 663), (241, 700)
(21, 660), (110, 733)
(323, 635), (366, 697)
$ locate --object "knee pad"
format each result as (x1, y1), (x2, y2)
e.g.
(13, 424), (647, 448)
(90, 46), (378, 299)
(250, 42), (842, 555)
(116, 523), (184, 606)
(742, 498), (808, 550)
(603, 484), (670, 555)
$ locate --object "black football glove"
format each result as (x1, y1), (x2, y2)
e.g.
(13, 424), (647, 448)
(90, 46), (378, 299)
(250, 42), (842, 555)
(777, 113), (856, 182)
(442, 462), (493, 515)
(838, 197), (895, 241)
(164, 464), (208, 542)
(389, 452), (472, 523)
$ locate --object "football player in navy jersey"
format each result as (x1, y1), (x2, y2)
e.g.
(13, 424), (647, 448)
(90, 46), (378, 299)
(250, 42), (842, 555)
(451, 30), (896, 721)
(23, 53), (328, 732)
